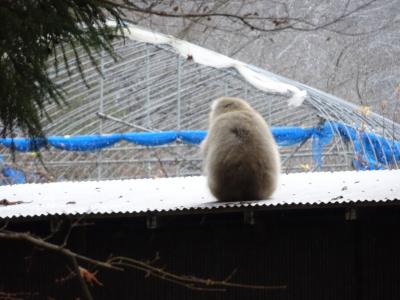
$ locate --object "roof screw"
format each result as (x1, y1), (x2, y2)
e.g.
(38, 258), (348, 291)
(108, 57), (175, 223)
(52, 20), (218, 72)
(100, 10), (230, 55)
(345, 208), (357, 221)
(147, 215), (158, 229)
(244, 210), (255, 225)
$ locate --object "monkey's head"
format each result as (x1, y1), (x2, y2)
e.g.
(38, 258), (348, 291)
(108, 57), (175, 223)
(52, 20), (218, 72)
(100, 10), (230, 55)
(209, 97), (252, 121)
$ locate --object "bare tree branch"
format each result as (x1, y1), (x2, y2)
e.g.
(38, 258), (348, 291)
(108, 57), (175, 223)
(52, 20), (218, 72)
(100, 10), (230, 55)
(0, 230), (122, 271)
(69, 256), (94, 300)
(108, 256), (287, 291)
(0, 291), (38, 300)
(0, 228), (286, 296)
(106, 0), (380, 35)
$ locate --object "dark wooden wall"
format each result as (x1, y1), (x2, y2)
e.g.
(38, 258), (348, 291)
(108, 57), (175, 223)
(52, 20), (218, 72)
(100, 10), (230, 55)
(1, 205), (400, 300)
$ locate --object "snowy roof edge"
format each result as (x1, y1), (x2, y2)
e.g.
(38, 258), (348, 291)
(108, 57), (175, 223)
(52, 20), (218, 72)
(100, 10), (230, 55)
(2, 199), (400, 221)
(1, 170), (400, 220)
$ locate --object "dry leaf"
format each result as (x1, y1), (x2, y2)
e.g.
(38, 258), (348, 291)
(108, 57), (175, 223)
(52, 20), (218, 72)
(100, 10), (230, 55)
(300, 164), (310, 171)
(357, 105), (371, 117)
(79, 267), (103, 287)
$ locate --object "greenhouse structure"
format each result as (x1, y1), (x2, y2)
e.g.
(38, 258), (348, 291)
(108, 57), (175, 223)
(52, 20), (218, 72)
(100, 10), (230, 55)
(1, 23), (400, 184)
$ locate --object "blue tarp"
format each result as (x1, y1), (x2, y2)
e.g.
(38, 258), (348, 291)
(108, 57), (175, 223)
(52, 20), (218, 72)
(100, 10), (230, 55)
(123, 132), (177, 146)
(1, 122), (399, 171)
(178, 131), (207, 145)
(272, 127), (314, 147)
(311, 122), (335, 170)
(0, 128), (318, 151)
(48, 134), (122, 151)
(0, 155), (26, 184)
(0, 138), (46, 152)
(2, 166), (26, 184)
(332, 122), (400, 170)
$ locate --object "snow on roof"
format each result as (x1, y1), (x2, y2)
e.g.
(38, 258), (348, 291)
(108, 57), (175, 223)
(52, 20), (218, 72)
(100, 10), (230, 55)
(0, 170), (399, 219)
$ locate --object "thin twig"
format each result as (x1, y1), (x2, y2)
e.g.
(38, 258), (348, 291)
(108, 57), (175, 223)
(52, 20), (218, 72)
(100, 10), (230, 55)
(109, 261), (226, 292)
(0, 291), (38, 300)
(0, 231), (122, 271)
(105, 0), (378, 36)
(69, 256), (94, 300)
(223, 268), (237, 282)
(61, 216), (85, 247)
(0, 230), (286, 293)
(108, 256), (286, 291)
(0, 221), (9, 231)
(155, 152), (169, 177)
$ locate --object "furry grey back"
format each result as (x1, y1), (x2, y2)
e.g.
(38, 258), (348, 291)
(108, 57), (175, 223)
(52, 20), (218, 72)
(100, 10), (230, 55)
(201, 97), (280, 202)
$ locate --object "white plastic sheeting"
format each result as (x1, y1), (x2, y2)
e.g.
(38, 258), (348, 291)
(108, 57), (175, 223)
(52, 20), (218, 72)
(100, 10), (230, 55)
(0, 170), (399, 219)
(116, 22), (308, 107)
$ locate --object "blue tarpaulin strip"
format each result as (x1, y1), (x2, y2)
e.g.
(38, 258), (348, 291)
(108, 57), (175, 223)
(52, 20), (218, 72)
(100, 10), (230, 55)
(178, 131), (207, 144)
(123, 132), (177, 146)
(48, 134), (123, 151)
(0, 128), (317, 151)
(332, 122), (400, 169)
(272, 127), (314, 147)
(2, 166), (26, 184)
(0, 138), (46, 152)
(0, 123), (399, 170)
(311, 122), (335, 170)
(0, 156), (26, 184)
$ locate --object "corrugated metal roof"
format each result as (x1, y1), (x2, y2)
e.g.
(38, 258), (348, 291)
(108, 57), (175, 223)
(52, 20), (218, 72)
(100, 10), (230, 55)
(0, 170), (399, 219)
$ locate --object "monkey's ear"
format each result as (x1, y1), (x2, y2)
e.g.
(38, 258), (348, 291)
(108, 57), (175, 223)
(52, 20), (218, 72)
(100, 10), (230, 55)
(211, 99), (220, 110)
(223, 103), (233, 109)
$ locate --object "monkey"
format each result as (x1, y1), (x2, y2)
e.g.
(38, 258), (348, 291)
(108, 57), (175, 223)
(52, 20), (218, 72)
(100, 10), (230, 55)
(201, 97), (280, 202)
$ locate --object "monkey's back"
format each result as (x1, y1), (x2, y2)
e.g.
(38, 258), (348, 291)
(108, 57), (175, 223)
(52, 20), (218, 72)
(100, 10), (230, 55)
(205, 110), (280, 202)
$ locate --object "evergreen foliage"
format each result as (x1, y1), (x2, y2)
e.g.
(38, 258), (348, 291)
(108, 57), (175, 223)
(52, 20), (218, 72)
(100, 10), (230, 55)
(0, 0), (126, 138)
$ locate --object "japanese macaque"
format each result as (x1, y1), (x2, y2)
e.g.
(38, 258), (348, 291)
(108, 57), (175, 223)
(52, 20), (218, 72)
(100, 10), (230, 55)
(201, 97), (280, 202)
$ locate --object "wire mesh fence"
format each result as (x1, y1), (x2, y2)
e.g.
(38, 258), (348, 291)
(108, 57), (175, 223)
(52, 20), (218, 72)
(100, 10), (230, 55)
(1, 25), (400, 184)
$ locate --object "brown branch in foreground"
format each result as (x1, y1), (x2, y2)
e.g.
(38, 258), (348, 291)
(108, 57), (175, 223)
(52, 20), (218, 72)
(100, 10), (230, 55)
(108, 256), (287, 292)
(0, 231), (122, 271)
(69, 256), (94, 300)
(0, 291), (38, 300)
(0, 230), (286, 293)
